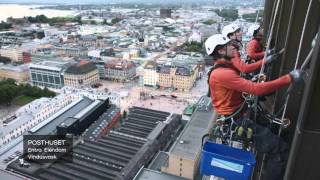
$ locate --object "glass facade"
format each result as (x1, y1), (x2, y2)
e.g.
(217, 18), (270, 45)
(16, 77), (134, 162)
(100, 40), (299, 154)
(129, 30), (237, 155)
(30, 67), (64, 89)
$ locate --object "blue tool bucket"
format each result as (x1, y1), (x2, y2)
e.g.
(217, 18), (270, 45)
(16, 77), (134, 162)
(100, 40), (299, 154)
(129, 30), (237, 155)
(200, 140), (256, 180)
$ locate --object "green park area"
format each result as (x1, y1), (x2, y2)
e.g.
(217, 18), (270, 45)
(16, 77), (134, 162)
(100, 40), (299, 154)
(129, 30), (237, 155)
(0, 79), (56, 106)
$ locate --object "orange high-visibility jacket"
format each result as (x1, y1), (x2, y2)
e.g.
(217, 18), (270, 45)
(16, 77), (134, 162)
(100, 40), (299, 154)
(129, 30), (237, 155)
(209, 60), (291, 115)
(246, 38), (265, 61)
(231, 53), (264, 73)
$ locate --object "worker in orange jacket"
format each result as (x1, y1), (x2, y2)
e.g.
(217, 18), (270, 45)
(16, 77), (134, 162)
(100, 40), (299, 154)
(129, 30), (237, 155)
(205, 34), (302, 180)
(222, 23), (278, 74)
(246, 24), (266, 61)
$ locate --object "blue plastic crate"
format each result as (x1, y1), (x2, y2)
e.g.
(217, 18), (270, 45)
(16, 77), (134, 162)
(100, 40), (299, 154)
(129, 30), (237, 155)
(200, 141), (256, 180)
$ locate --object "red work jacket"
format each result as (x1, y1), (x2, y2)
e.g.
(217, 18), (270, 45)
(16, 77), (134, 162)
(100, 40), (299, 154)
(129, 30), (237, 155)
(209, 59), (291, 115)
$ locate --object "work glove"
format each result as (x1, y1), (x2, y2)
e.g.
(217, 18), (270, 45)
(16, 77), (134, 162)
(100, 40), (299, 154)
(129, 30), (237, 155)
(267, 48), (276, 56)
(265, 53), (279, 64)
(289, 69), (303, 84)
(287, 69), (304, 94)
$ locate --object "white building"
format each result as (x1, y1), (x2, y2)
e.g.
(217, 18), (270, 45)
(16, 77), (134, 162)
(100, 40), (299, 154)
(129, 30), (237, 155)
(77, 25), (110, 35)
(88, 49), (102, 58)
(0, 46), (23, 62)
(0, 94), (79, 147)
(61, 86), (120, 107)
(0, 87), (121, 148)
(43, 28), (68, 42)
(143, 61), (159, 87)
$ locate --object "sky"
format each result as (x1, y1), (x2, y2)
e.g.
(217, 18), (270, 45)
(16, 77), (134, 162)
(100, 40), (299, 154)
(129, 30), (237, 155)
(0, 0), (208, 4)
(0, 0), (264, 5)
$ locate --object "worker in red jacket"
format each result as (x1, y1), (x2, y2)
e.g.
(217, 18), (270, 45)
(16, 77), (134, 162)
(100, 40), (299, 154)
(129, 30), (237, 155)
(205, 34), (301, 180)
(205, 34), (297, 116)
(246, 24), (266, 61)
(222, 23), (279, 74)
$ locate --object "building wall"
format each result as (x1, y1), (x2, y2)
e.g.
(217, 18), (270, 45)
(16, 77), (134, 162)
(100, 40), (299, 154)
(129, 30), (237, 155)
(173, 67), (198, 91)
(0, 69), (29, 82)
(64, 69), (99, 88)
(54, 47), (88, 57)
(143, 69), (158, 86)
(158, 73), (172, 88)
(22, 52), (32, 63)
(0, 47), (23, 62)
(160, 9), (172, 18)
(105, 67), (136, 81)
(163, 154), (196, 179)
(29, 67), (64, 89)
(96, 63), (106, 79)
(173, 75), (193, 91)
(158, 67), (177, 88)
(78, 40), (97, 47)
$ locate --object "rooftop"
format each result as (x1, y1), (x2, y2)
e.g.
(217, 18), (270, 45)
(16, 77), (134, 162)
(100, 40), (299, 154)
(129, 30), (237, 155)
(82, 105), (120, 141)
(1, 97), (51, 136)
(29, 97), (94, 135)
(170, 96), (215, 159)
(65, 60), (98, 75)
(0, 64), (29, 72)
(144, 60), (158, 69)
(29, 60), (70, 72)
(148, 151), (169, 171)
(0, 169), (24, 180)
(159, 66), (171, 74)
(105, 60), (135, 70)
(134, 168), (187, 180)
(8, 107), (177, 180)
(175, 66), (192, 76)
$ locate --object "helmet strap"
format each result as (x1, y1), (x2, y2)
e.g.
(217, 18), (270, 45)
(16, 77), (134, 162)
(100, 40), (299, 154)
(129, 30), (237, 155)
(223, 46), (231, 61)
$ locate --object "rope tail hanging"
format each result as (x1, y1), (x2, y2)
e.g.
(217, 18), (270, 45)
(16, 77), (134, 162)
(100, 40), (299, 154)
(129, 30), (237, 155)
(277, 0), (315, 136)
(251, 0), (282, 123)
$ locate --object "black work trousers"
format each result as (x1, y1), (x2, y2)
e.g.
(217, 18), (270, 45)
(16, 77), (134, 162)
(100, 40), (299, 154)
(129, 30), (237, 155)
(238, 117), (289, 180)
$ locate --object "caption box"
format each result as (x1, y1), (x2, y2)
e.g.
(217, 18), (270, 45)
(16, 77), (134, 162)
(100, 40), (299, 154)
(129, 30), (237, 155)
(23, 135), (73, 163)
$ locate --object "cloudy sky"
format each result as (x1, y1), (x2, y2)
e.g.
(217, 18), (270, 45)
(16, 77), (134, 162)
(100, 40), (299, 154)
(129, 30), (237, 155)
(0, 0), (207, 4)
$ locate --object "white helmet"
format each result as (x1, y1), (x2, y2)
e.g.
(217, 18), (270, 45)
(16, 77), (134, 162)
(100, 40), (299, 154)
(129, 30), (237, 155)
(222, 23), (241, 37)
(205, 34), (230, 55)
(247, 24), (260, 37)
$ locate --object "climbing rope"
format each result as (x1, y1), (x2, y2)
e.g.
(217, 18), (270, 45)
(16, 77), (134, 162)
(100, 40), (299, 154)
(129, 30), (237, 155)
(259, 0), (281, 77)
(249, 0), (282, 126)
(277, 48), (314, 136)
(277, 0), (315, 136)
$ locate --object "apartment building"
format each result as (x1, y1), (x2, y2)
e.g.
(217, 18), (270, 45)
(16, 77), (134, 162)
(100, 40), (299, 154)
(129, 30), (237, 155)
(64, 60), (99, 88)
(143, 60), (159, 87)
(105, 60), (136, 81)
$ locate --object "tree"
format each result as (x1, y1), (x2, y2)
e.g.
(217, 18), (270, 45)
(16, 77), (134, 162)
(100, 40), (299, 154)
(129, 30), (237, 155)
(242, 10), (264, 22)
(178, 41), (204, 53)
(37, 15), (48, 23)
(27, 15), (49, 23)
(102, 19), (107, 25)
(0, 21), (12, 31)
(203, 19), (217, 25)
(214, 8), (239, 21)
(111, 18), (122, 24)
(0, 56), (11, 64)
(5, 78), (16, 85)
(0, 84), (18, 104)
(0, 80), (56, 105)
(73, 16), (82, 25)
